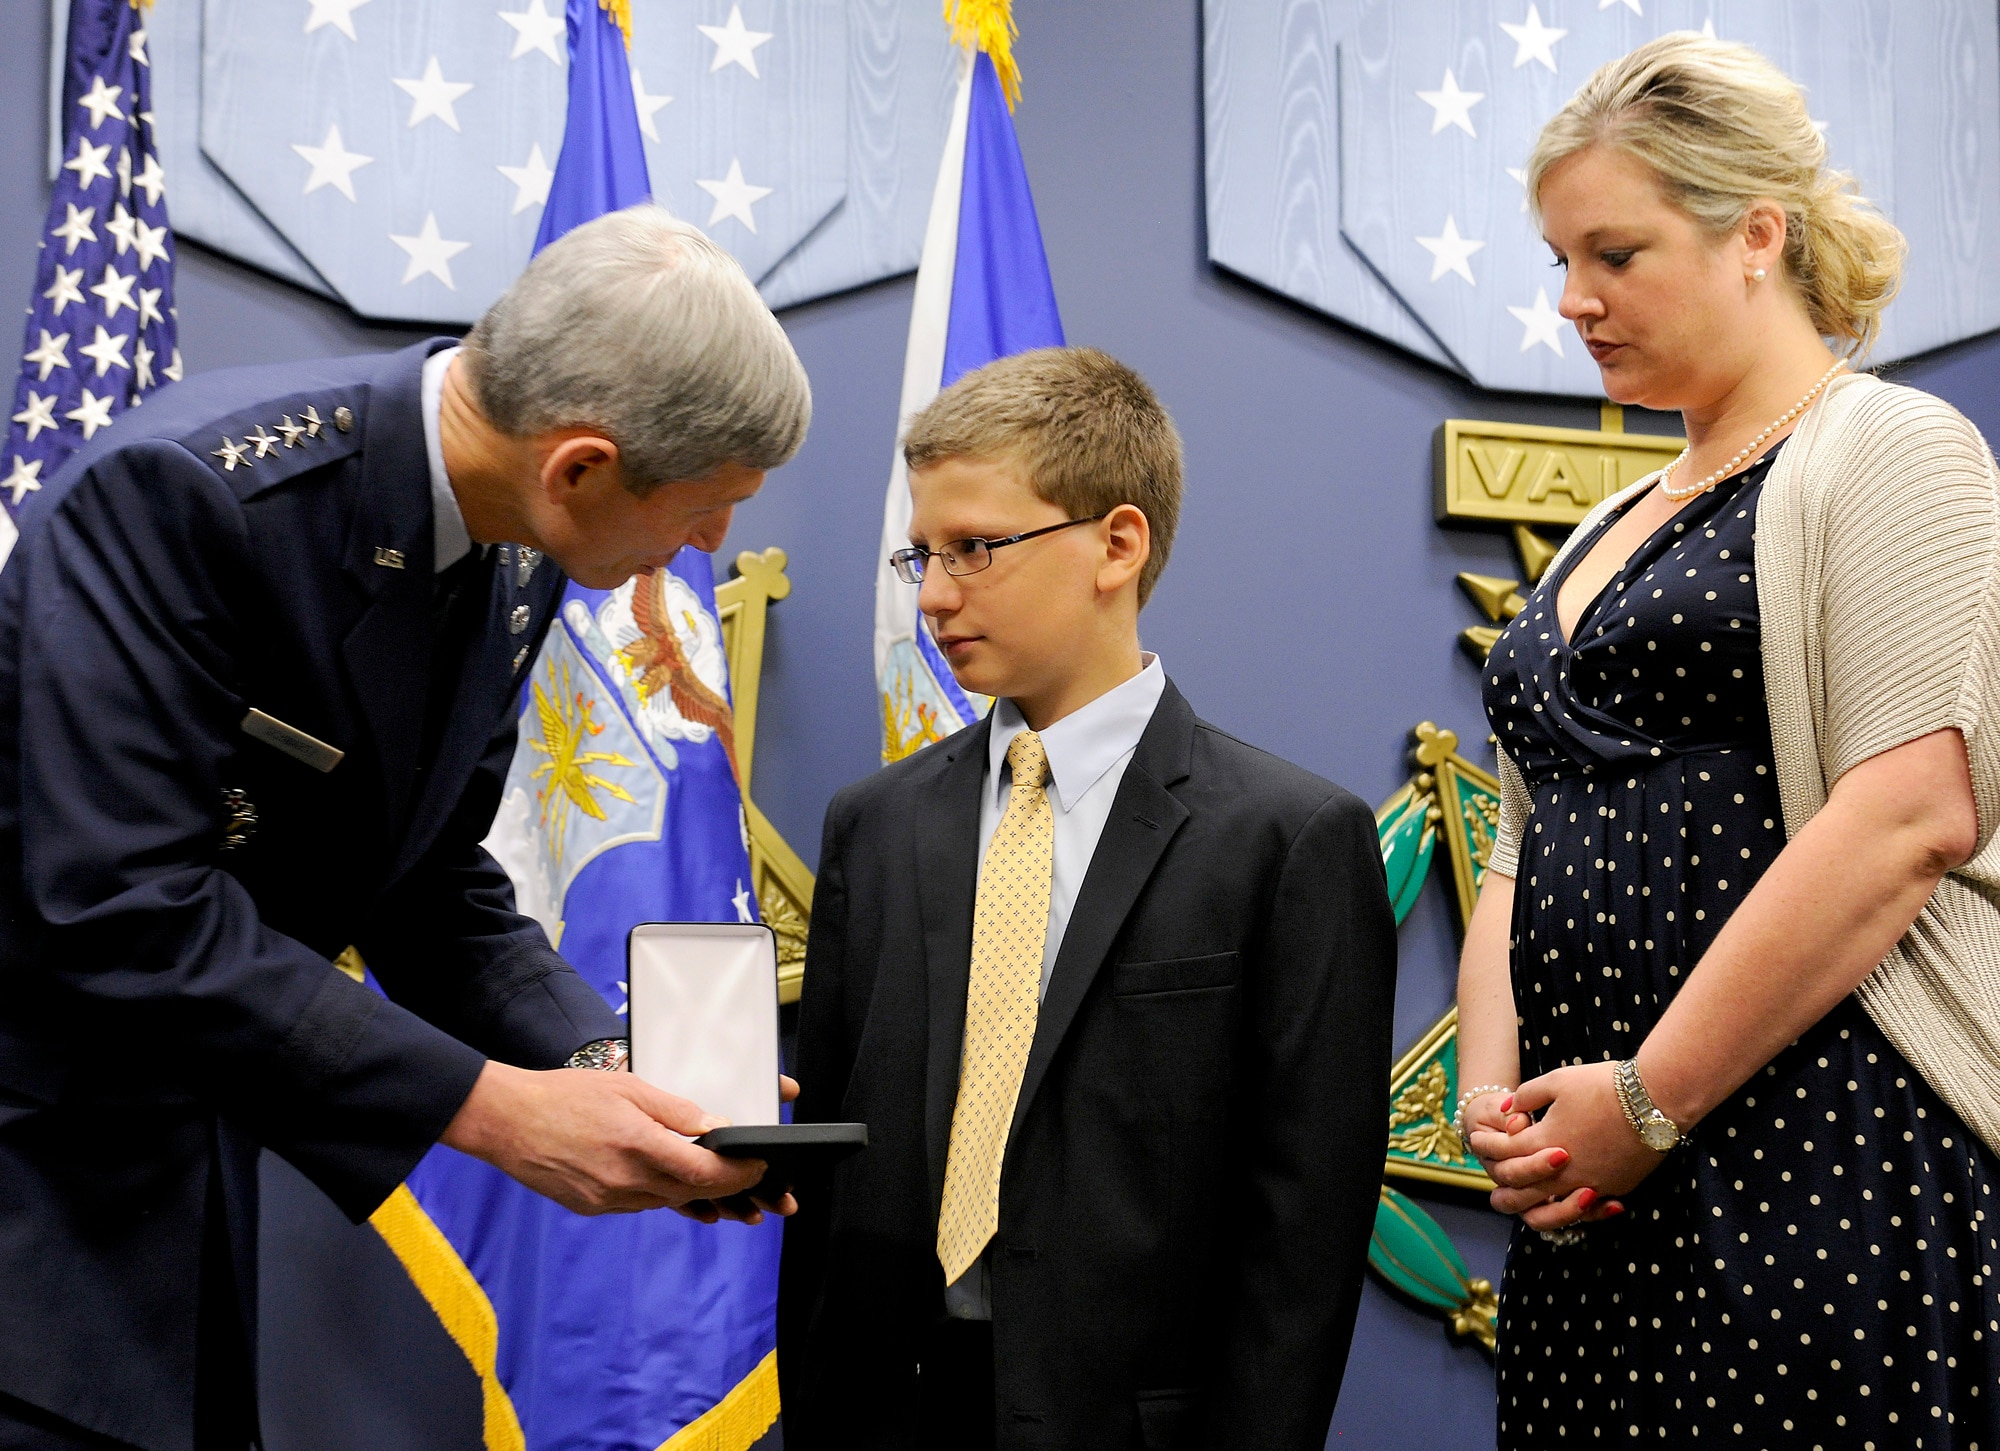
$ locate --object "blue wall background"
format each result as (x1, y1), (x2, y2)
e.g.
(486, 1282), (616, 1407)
(5, 3), (1997, 1448)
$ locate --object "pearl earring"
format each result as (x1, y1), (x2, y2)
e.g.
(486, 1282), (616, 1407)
(1753, 268), (1768, 281)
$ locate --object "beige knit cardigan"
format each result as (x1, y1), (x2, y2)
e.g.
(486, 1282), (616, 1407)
(1486, 371), (2000, 1154)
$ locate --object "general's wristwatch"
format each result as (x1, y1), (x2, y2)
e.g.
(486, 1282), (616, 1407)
(565, 1038), (630, 1073)
(1613, 1058), (1683, 1153)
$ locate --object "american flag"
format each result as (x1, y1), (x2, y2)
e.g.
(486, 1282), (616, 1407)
(6, 0), (179, 533)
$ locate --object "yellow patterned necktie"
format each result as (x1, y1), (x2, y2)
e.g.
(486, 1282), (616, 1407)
(937, 730), (1054, 1284)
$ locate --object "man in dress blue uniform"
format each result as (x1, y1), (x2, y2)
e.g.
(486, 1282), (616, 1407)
(0, 206), (812, 1451)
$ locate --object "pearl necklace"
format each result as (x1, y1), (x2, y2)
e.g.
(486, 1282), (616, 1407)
(1656, 359), (1847, 501)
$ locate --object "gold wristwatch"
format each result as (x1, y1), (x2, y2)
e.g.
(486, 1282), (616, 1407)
(1613, 1058), (1683, 1153)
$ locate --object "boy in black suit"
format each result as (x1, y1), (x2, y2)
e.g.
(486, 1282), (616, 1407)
(778, 347), (1396, 1450)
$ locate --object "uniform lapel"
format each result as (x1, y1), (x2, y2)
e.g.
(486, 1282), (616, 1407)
(1008, 683), (1195, 1145)
(920, 716), (993, 1219)
(338, 343), (443, 839)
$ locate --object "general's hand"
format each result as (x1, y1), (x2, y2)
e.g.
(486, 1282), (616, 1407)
(1476, 1063), (1657, 1230)
(440, 1061), (782, 1219)
(675, 1074), (804, 1225)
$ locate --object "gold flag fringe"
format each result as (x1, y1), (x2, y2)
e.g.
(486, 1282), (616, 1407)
(944, 0), (1022, 109)
(601, 0), (634, 50)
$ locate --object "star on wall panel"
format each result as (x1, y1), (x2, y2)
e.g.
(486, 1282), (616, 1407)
(1206, 0), (2000, 395)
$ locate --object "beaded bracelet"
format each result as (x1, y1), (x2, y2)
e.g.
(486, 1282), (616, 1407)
(1454, 1084), (1513, 1143)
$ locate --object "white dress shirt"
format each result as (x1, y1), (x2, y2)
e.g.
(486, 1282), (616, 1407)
(945, 652), (1167, 1319)
(420, 345), (473, 573)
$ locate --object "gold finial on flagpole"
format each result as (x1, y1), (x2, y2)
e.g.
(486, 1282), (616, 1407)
(600, 0), (634, 49)
(944, 0), (1021, 109)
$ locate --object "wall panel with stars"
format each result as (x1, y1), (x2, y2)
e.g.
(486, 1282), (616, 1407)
(48, 0), (960, 325)
(1207, 0), (2000, 395)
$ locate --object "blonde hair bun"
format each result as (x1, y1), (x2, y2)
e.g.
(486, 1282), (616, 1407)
(1527, 32), (1907, 358)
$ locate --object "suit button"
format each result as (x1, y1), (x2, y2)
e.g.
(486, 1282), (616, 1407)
(509, 604), (531, 634)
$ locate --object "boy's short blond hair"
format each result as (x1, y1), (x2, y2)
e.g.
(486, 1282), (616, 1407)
(901, 347), (1184, 606)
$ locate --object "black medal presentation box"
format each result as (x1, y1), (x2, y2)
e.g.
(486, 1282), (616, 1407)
(626, 922), (866, 1192)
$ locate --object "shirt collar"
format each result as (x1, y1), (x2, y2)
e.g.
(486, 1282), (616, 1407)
(986, 653), (1166, 814)
(422, 345), (473, 574)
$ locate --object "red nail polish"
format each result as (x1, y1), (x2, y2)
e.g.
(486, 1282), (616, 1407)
(1549, 1148), (1570, 1168)
(1604, 1202), (1626, 1216)
(1576, 1188), (1597, 1209)
(1500, 1095), (1515, 1112)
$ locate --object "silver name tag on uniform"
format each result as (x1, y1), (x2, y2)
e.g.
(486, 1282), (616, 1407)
(241, 709), (345, 773)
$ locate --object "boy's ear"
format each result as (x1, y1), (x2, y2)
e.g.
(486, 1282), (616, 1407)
(1099, 503), (1151, 596)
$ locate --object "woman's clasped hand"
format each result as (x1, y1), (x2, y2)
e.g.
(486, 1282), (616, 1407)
(1463, 1072), (1643, 1232)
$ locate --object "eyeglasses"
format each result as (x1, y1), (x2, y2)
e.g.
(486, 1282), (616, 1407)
(890, 513), (1109, 586)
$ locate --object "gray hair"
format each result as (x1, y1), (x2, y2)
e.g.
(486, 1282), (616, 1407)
(462, 205), (811, 491)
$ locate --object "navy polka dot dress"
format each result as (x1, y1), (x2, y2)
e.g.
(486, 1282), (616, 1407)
(1482, 451), (2000, 1448)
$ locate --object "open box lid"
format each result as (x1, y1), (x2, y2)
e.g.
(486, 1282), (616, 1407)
(627, 922), (780, 1129)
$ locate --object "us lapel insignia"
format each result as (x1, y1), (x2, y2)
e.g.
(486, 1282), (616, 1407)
(373, 546), (406, 569)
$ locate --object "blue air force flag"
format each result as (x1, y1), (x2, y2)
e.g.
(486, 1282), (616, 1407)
(874, 45), (1063, 763)
(384, 9), (783, 1447)
(6, 0), (179, 562)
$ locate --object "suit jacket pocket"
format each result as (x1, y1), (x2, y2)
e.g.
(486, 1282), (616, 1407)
(1111, 951), (1239, 996)
(1135, 1388), (1204, 1450)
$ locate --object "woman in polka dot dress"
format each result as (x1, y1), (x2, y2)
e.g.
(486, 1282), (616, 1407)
(1455, 36), (2000, 1449)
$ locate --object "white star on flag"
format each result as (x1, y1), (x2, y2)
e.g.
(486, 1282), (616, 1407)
(1505, 166), (1530, 212)
(732, 880), (755, 923)
(293, 124), (374, 201)
(1599, 0), (1642, 12)
(136, 285), (164, 329)
(389, 213), (470, 288)
(131, 154), (166, 207)
(1417, 69), (1484, 137)
(11, 393), (57, 443)
(500, 0), (566, 63)
(699, 5), (774, 78)
(89, 266), (138, 319)
(42, 265), (85, 316)
(1499, 5), (1566, 71)
(133, 338), (156, 390)
(76, 75), (125, 130)
(696, 159), (773, 232)
(65, 388), (116, 441)
(631, 70), (673, 142)
(163, 348), (183, 384)
(116, 146), (133, 199)
(1508, 286), (1567, 355)
(63, 137), (115, 191)
(23, 331), (70, 382)
(1700, 17), (1717, 38)
(1416, 215), (1485, 284)
(497, 144), (555, 214)
(2, 456), (43, 506)
(129, 26), (148, 66)
(394, 57), (474, 132)
(79, 325), (132, 377)
(304, 0), (373, 41)
(104, 203), (138, 255)
(131, 219), (170, 272)
(50, 204), (96, 255)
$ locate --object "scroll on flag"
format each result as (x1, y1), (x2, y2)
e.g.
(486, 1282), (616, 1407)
(874, 0), (1064, 763)
(370, 4), (782, 1448)
(4, 0), (178, 568)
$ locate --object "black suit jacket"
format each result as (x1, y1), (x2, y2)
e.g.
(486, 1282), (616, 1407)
(779, 682), (1397, 1451)
(0, 341), (622, 1451)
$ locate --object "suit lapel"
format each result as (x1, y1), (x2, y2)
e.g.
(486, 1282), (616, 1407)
(338, 343), (445, 839)
(1008, 684), (1196, 1144)
(920, 717), (993, 1219)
